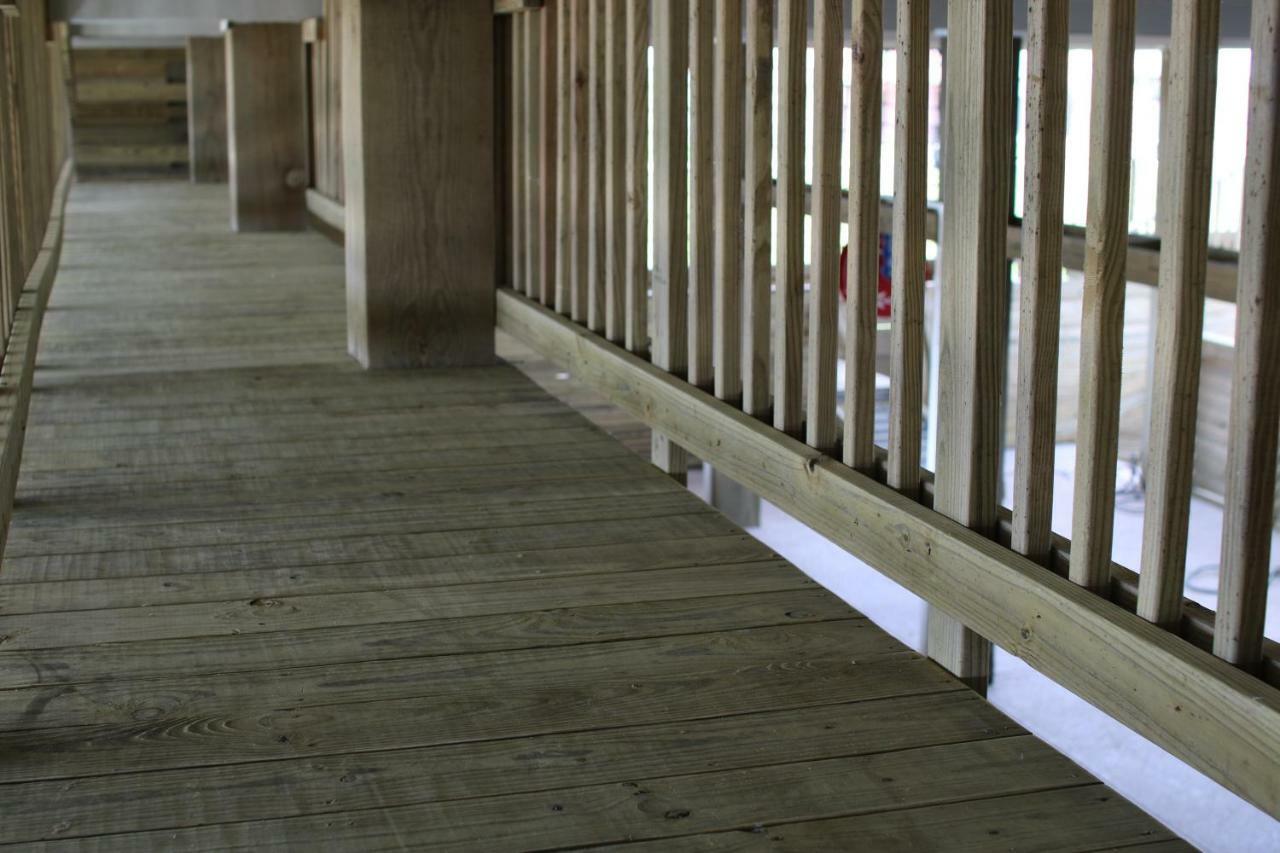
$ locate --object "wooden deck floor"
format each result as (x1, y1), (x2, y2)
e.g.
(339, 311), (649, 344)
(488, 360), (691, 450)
(0, 183), (1185, 851)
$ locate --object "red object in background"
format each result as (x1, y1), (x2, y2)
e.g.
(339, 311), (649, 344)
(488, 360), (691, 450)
(839, 236), (932, 321)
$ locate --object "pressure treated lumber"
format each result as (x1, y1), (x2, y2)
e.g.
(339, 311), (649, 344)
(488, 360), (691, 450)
(844, 0), (882, 472)
(1011, 0), (1068, 564)
(928, 0), (1013, 692)
(805, 0), (841, 451)
(499, 286), (1280, 819)
(624, 0), (648, 352)
(650, 0), (689, 480)
(224, 23), (307, 231)
(742, 0), (774, 418)
(1138, 1), (1220, 628)
(1069, 0), (1136, 592)
(773, 0), (805, 436)
(712, 0), (743, 403)
(341, 0), (495, 368)
(1216, 0), (1280, 670)
(886, 0), (928, 495)
(185, 36), (228, 183)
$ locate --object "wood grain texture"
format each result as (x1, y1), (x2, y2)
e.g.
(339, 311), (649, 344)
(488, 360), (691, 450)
(1217, 0), (1280, 670)
(499, 286), (1280, 820)
(805, 0), (841, 451)
(624, 0), (649, 354)
(1068, 0), (1135, 592)
(843, 0), (882, 471)
(538, 0), (558, 305)
(651, 0), (689, 478)
(741, 0), (773, 418)
(341, 0), (495, 368)
(929, 0), (1014, 691)
(712, 0), (744, 403)
(1010, 0), (1068, 564)
(511, 13), (527, 292)
(603, 0), (627, 342)
(688, 0), (715, 390)
(185, 36), (227, 183)
(554, 0), (572, 313)
(886, 0), (927, 494)
(225, 23), (307, 232)
(523, 10), (542, 298)
(569, 0), (590, 323)
(586, 0), (607, 331)
(773, 0), (805, 436)
(1137, 0), (1220, 627)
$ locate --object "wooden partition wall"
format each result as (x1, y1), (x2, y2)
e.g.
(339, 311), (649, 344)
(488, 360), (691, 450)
(490, 0), (1280, 821)
(0, 0), (75, 552)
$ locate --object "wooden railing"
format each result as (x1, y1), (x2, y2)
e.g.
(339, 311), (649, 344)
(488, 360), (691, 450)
(0, 1), (75, 553)
(490, 0), (1280, 820)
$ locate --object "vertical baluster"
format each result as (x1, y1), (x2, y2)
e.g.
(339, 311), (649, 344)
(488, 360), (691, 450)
(886, 0), (928, 493)
(524, 12), (542, 298)
(930, 0), (1014, 694)
(0, 17), (16, 336)
(538, 2), (559, 306)
(511, 14), (526, 291)
(805, 0), (842, 451)
(587, 0), (607, 332)
(652, 0), (690, 482)
(843, 0), (882, 471)
(1217, 0), (1280, 670)
(774, 0), (806, 436)
(742, 0), (774, 418)
(1137, 1), (1220, 625)
(714, 0), (745, 403)
(570, 0), (590, 323)
(1011, 0), (1068, 562)
(1068, 0), (1135, 592)
(625, 0), (650, 353)
(554, 0), (572, 313)
(604, 0), (627, 343)
(688, 0), (715, 390)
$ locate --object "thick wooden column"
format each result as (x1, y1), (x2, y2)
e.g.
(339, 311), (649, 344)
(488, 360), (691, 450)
(224, 22), (307, 231)
(186, 36), (228, 184)
(342, 0), (495, 368)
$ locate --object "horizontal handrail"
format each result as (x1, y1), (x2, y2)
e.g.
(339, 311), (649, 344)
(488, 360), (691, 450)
(0, 158), (73, 555)
(496, 285), (1280, 819)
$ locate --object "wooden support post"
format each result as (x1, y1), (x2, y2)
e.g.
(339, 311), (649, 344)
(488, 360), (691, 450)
(342, 0), (495, 368)
(186, 36), (229, 184)
(928, 0), (1014, 694)
(224, 22), (307, 231)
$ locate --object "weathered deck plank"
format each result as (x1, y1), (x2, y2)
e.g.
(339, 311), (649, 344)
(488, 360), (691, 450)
(0, 182), (1182, 849)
